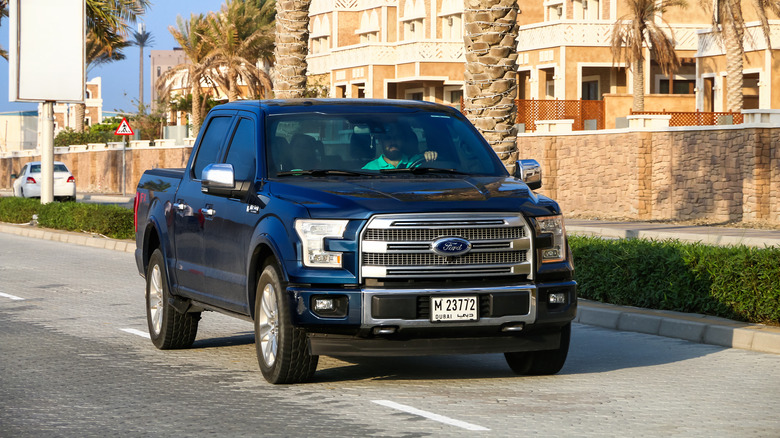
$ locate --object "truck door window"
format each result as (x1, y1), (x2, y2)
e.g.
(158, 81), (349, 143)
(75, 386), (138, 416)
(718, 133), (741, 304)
(192, 116), (232, 180)
(224, 118), (257, 182)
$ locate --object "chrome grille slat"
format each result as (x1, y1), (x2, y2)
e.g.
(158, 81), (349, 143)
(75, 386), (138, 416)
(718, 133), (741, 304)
(364, 251), (525, 266)
(364, 227), (525, 242)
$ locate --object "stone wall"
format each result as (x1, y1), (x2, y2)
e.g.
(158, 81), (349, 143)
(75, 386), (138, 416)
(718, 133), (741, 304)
(1, 145), (193, 195)
(518, 124), (780, 224)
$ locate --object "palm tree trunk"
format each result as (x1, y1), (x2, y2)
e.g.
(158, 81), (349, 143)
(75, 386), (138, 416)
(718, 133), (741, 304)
(273, 0), (311, 99)
(191, 84), (202, 136)
(463, 0), (520, 170)
(722, 4), (744, 112)
(632, 58), (645, 112)
(139, 45), (144, 110)
(75, 103), (86, 132)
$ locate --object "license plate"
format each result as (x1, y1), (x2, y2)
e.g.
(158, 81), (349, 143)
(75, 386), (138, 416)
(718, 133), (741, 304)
(430, 296), (478, 322)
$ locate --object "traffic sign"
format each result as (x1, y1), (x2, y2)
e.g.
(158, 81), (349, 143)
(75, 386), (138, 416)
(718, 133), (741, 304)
(114, 117), (134, 135)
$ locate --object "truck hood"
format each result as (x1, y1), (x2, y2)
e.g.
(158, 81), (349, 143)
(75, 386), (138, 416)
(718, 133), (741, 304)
(267, 176), (560, 218)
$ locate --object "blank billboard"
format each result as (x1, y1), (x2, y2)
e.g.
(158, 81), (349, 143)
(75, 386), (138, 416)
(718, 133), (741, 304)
(8, 0), (86, 102)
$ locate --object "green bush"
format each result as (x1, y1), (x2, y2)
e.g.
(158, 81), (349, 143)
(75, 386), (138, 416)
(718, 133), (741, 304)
(0, 197), (40, 223)
(0, 196), (134, 240)
(570, 235), (780, 325)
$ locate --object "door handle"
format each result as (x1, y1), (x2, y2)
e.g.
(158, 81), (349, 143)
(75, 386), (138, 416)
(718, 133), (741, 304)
(173, 201), (187, 211)
(200, 206), (216, 217)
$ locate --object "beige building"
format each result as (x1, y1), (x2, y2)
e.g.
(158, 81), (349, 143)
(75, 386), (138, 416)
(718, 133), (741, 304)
(53, 77), (104, 133)
(307, 0), (780, 118)
(307, 0), (466, 107)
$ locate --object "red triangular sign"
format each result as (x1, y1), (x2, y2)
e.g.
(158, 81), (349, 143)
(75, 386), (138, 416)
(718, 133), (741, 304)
(114, 118), (134, 135)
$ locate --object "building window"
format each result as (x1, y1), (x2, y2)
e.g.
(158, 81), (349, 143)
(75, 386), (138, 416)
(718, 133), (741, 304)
(157, 66), (161, 77)
(659, 79), (695, 94)
(401, 0), (426, 40)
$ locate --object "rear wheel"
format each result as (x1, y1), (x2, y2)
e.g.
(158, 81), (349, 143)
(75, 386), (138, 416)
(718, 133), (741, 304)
(145, 249), (200, 349)
(505, 323), (571, 375)
(254, 261), (318, 384)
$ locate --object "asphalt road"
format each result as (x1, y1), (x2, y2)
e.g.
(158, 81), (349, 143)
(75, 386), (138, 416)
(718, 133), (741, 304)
(1, 234), (779, 437)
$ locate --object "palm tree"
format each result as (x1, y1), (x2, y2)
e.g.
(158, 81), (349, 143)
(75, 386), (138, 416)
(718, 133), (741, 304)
(611, 0), (687, 112)
(463, 0), (520, 169)
(0, 1), (8, 60)
(131, 22), (155, 111)
(73, 31), (131, 133)
(158, 13), (213, 135)
(710, 0), (780, 112)
(273, 0), (310, 98)
(202, 0), (273, 101)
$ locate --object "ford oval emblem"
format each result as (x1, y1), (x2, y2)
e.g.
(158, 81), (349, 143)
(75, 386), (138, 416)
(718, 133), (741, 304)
(431, 237), (472, 257)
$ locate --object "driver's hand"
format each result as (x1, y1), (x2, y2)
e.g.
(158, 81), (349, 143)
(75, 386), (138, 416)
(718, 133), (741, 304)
(424, 151), (438, 161)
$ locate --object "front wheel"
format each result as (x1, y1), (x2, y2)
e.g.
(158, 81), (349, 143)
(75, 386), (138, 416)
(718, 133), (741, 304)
(145, 249), (199, 349)
(505, 323), (571, 375)
(254, 262), (318, 384)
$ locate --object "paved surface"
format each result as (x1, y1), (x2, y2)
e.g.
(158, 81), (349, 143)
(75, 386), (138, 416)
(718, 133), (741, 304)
(2, 233), (779, 437)
(1, 192), (779, 356)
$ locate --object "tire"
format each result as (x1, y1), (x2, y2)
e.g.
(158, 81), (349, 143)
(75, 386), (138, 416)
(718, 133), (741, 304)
(254, 262), (318, 384)
(145, 248), (200, 349)
(505, 323), (571, 375)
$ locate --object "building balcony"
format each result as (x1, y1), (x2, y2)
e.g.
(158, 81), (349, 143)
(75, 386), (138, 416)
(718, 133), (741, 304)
(697, 21), (780, 57)
(516, 21), (700, 52)
(308, 41), (465, 75)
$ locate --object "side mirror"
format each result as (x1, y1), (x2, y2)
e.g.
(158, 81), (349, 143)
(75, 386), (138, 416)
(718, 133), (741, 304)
(514, 159), (542, 190)
(201, 163), (250, 198)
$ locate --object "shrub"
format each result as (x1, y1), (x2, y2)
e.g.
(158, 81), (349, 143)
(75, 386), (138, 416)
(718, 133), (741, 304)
(0, 196), (133, 240)
(0, 197), (40, 223)
(570, 235), (780, 325)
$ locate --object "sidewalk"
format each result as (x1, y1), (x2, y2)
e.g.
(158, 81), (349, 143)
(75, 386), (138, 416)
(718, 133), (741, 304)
(567, 218), (780, 248)
(0, 200), (778, 355)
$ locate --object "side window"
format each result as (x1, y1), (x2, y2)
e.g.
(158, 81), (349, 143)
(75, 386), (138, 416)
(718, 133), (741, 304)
(224, 118), (257, 182)
(192, 116), (232, 180)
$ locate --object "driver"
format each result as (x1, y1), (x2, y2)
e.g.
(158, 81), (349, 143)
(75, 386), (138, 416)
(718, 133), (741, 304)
(362, 127), (437, 170)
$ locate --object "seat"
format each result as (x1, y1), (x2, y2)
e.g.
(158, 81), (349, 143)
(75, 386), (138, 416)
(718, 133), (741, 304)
(349, 133), (374, 167)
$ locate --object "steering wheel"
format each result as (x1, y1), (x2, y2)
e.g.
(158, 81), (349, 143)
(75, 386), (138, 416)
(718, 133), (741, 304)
(407, 157), (427, 168)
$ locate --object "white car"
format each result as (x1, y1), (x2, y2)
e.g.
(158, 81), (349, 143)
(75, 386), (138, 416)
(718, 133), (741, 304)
(12, 161), (77, 202)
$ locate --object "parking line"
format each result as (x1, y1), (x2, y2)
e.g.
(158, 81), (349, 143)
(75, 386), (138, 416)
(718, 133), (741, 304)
(0, 292), (25, 301)
(372, 400), (489, 431)
(120, 328), (150, 338)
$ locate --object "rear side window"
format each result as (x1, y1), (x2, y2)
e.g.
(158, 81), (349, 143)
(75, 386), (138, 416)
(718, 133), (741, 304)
(192, 116), (232, 179)
(224, 118), (257, 182)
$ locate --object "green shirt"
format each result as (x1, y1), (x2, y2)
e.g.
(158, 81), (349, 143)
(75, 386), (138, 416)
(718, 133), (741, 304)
(362, 154), (420, 170)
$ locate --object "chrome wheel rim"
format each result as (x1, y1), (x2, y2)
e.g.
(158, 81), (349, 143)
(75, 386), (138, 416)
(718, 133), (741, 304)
(258, 282), (279, 367)
(149, 264), (164, 335)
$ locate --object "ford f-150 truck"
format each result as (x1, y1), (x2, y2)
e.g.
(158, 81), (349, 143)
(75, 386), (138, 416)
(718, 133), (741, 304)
(134, 99), (576, 384)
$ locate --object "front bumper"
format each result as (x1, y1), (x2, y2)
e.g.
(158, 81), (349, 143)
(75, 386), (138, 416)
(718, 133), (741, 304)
(290, 280), (576, 356)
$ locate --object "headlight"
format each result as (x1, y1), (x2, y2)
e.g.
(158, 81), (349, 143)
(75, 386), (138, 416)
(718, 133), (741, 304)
(535, 215), (566, 263)
(294, 219), (349, 268)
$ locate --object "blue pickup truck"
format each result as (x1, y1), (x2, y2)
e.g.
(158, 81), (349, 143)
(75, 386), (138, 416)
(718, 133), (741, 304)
(133, 99), (576, 383)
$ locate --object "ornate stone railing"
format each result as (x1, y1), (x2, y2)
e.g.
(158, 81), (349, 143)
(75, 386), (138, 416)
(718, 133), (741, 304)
(308, 41), (465, 75)
(516, 21), (700, 51)
(698, 22), (780, 57)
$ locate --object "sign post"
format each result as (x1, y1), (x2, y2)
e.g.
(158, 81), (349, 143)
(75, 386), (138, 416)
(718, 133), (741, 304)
(114, 118), (134, 196)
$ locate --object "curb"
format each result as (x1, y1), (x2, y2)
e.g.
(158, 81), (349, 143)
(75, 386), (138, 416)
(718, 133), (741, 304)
(1, 221), (778, 356)
(0, 222), (135, 253)
(576, 300), (780, 355)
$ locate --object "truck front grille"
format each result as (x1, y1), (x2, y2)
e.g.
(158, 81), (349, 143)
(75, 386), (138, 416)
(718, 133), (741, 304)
(360, 213), (533, 280)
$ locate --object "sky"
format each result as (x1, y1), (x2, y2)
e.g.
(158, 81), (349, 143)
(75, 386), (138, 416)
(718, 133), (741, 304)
(0, 0), (226, 114)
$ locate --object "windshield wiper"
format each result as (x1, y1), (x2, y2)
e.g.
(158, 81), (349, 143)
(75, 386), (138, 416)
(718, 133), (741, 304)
(276, 169), (373, 177)
(379, 167), (470, 175)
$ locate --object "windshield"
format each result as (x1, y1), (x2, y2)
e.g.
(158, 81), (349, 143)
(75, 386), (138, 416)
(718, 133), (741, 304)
(265, 111), (507, 177)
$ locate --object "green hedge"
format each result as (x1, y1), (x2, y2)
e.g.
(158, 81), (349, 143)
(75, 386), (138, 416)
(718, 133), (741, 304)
(570, 235), (780, 325)
(0, 197), (133, 240)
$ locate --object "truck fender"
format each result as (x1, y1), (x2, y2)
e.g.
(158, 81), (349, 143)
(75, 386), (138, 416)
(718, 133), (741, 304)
(143, 201), (177, 294)
(245, 214), (295, 320)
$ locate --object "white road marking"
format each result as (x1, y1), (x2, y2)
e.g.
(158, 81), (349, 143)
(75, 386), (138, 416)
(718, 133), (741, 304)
(372, 399), (489, 431)
(121, 328), (150, 338)
(0, 292), (25, 301)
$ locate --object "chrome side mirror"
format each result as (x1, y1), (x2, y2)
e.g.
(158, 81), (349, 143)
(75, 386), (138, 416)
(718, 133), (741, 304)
(514, 159), (542, 190)
(202, 163), (235, 189)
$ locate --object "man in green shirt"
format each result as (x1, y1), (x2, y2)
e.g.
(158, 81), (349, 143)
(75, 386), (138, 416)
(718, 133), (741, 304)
(362, 130), (437, 170)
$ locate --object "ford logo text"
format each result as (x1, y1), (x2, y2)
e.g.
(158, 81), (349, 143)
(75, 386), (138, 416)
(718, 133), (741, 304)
(431, 237), (472, 257)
